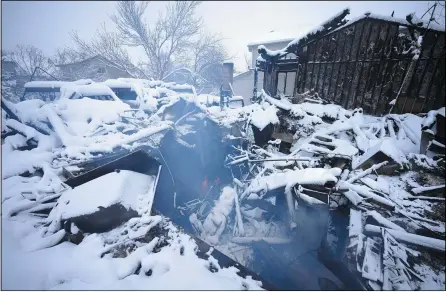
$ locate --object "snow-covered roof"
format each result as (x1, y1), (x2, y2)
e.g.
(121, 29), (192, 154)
(54, 55), (102, 67)
(287, 12), (445, 50)
(258, 10), (445, 62)
(247, 29), (310, 47)
(1, 55), (15, 63)
(24, 81), (67, 89)
(233, 70), (252, 80)
(55, 55), (128, 73)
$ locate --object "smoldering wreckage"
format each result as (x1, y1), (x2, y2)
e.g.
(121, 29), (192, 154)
(1, 14), (445, 292)
(2, 76), (445, 290)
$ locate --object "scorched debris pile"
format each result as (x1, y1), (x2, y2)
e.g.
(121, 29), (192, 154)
(1, 78), (445, 290)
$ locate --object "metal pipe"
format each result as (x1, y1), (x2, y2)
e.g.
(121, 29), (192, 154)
(283, 72), (288, 94)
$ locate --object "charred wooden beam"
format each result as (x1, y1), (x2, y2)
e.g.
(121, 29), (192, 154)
(286, 8), (351, 56)
(257, 8), (350, 64)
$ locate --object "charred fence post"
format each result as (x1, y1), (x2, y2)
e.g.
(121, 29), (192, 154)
(326, 31), (340, 101)
(420, 56), (441, 113)
(360, 21), (380, 110)
(336, 25), (358, 106)
(252, 68), (258, 103)
(370, 22), (394, 115)
(345, 20), (368, 108)
(352, 20), (374, 109)
(412, 32), (441, 113)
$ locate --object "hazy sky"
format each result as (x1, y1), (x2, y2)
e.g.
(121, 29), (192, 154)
(1, 1), (434, 72)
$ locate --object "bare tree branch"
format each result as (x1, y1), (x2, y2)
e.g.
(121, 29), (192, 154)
(423, 1), (445, 26)
(169, 29), (228, 91)
(9, 45), (53, 77)
(67, 23), (147, 79)
(111, 0), (202, 79)
(244, 52), (252, 71)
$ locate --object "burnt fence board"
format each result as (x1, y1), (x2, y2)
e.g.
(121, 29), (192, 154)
(261, 17), (445, 115)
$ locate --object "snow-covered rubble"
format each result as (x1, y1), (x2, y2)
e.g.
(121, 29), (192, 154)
(2, 78), (275, 290)
(47, 170), (155, 222)
(209, 90), (444, 290)
(2, 78), (445, 290)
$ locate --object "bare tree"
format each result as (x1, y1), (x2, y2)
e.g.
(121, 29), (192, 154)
(244, 51), (252, 71)
(111, 0), (202, 79)
(69, 24), (144, 78)
(423, 1), (445, 26)
(9, 45), (53, 77)
(188, 31), (227, 88)
(52, 47), (86, 65)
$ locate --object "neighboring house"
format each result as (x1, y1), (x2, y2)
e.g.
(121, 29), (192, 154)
(164, 68), (219, 95)
(1, 56), (17, 80)
(232, 30), (305, 104)
(55, 55), (133, 82)
(163, 68), (191, 85)
(1, 56), (30, 102)
(232, 71), (256, 106)
(1, 56), (19, 102)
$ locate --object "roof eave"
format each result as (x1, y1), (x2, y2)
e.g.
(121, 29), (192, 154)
(247, 38), (295, 48)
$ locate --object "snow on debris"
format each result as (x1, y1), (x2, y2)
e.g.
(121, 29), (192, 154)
(201, 186), (237, 245)
(250, 102), (279, 131)
(247, 29), (299, 47)
(102, 79), (133, 89)
(246, 167), (341, 194)
(2, 76), (445, 290)
(352, 138), (409, 170)
(2, 213), (263, 290)
(47, 170), (155, 221)
(2, 93), (172, 167)
(24, 81), (67, 89)
(60, 83), (120, 101)
(2, 78), (271, 290)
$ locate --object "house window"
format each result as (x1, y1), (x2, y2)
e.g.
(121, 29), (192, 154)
(97, 67), (106, 74)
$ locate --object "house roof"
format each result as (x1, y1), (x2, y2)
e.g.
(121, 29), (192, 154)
(247, 29), (311, 48)
(233, 70), (252, 81)
(55, 55), (100, 67)
(55, 55), (126, 71)
(285, 12), (445, 50)
(1, 55), (16, 64)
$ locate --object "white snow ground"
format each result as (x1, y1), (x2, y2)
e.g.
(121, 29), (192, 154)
(2, 214), (263, 290)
